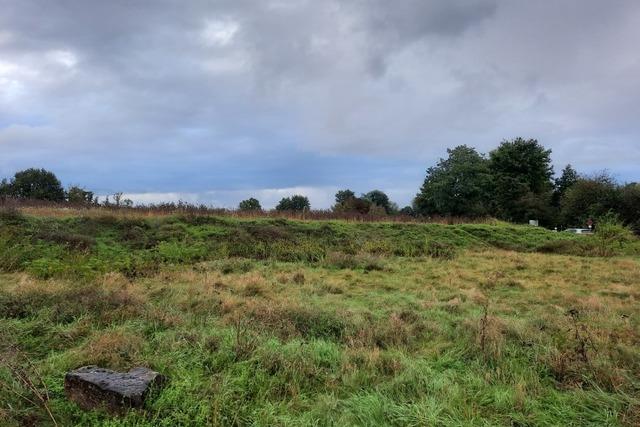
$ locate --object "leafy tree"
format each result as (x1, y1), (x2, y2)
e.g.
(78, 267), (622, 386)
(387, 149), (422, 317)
(67, 186), (95, 204)
(338, 198), (371, 214)
(488, 138), (554, 223)
(333, 189), (371, 214)
(363, 190), (394, 214)
(414, 145), (491, 217)
(334, 190), (356, 206)
(6, 168), (65, 201)
(560, 172), (620, 227)
(619, 183), (640, 233)
(238, 198), (262, 211)
(276, 195), (310, 211)
(553, 164), (578, 207)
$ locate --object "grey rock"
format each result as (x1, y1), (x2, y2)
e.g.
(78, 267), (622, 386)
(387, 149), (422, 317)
(64, 366), (166, 413)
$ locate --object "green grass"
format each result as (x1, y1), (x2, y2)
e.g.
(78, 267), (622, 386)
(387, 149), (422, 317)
(3, 211), (635, 281)
(1, 211), (639, 426)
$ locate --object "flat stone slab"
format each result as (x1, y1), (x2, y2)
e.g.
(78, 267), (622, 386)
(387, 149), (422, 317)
(64, 366), (166, 413)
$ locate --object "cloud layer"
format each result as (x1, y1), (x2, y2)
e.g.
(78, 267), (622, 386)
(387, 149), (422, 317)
(1, 0), (639, 207)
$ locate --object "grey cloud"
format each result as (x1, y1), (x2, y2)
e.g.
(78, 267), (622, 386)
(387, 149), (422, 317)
(0, 0), (639, 206)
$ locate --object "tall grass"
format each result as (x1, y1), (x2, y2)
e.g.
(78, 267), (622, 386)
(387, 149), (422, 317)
(1, 197), (497, 223)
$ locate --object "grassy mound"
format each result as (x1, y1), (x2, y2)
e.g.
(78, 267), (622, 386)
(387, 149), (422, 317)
(2, 211), (626, 280)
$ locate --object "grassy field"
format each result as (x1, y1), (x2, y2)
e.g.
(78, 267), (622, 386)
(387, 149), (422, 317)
(1, 210), (639, 426)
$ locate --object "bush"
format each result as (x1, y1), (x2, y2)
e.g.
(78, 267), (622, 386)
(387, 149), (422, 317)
(26, 258), (66, 279)
(593, 215), (635, 256)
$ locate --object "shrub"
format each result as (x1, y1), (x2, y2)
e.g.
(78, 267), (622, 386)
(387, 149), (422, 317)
(592, 215), (635, 256)
(26, 258), (66, 279)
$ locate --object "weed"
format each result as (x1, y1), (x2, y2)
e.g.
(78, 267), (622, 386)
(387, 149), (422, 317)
(0, 346), (58, 426)
(232, 316), (258, 361)
(471, 302), (505, 362)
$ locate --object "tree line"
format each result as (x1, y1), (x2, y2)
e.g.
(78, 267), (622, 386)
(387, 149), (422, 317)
(1, 137), (638, 230)
(412, 138), (639, 231)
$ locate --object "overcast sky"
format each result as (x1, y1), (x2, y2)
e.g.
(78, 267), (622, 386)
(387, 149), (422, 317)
(1, 0), (639, 208)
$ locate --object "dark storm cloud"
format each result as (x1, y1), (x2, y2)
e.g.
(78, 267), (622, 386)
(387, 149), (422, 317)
(0, 0), (638, 207)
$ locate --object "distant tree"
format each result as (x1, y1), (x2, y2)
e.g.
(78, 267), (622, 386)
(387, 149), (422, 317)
(238, 198), (262, 211)
(399, 206), (415, 216)
(275, 197), (290, 211)
(489, 138), (554, 223)
(7, 168), (65, 201)
(363, 190), (393, 214)
(553, 164), (579, 207)
(334, 189), (356, 206)
(113, 192), (123, 207)
(0, 178), (10, 198)
(560, 172), (620, 227)
(111, 192), (133, 208)
(335, 198), (371, 214)
(333, 189), (371, 214)
(414, 145), (491, 217)
(67, 186), (95, 204)
(276, 195), (310, 211)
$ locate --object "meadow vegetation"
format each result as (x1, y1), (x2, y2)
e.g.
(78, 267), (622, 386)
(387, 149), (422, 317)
(1, 209), (639, 426)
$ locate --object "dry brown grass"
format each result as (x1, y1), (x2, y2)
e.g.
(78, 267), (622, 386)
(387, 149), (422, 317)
(73, 330), (144, 370)
(10, 202), (499, 224)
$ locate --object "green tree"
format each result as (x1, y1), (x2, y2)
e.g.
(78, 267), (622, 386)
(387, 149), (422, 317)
(333, 189), (371, 214)
(7, 168), (65, 201)
(363, 190), (394, 214)
(414, 145), (491, 217)
(619, 183), (640, 233)
(334, 189), (356, 206)
(553, 164), (578, 207)
(276, 195), (310, 211)
(238, 198), (262, 211)
(67, 186), (95, 204)
(489, 138), (554, 223)
(560, 172), (620, 227)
